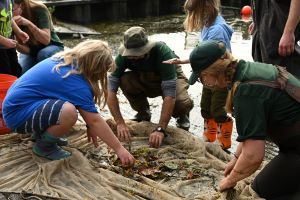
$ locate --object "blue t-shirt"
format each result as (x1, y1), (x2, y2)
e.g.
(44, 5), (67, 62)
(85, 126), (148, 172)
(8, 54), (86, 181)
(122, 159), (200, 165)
(2, 57), (98, 129)
(200, 15), (233, 51)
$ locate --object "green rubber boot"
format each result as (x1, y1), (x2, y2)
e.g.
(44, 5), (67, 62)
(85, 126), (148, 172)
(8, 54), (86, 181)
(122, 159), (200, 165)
(32, 131), (71, 160)
(32, 132), (68, 146)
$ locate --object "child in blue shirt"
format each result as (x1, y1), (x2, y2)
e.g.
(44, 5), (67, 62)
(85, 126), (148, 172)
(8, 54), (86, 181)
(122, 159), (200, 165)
(3, 40), (135, 166)
(164, 0), (234, 150)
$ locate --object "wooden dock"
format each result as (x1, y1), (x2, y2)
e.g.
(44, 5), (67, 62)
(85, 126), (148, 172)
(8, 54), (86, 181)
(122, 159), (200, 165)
(42, 0), (249, 7)
(42, 0), (249, 24)
(43, 0), (186, 24)
(42, 0), (114, 6)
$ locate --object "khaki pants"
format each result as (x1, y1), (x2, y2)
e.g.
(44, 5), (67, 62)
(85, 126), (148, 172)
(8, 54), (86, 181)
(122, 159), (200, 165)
(119, 65), (193, 117)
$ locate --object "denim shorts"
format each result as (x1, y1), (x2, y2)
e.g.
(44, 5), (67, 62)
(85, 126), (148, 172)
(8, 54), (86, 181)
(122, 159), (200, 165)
(15, 99), (66, 134)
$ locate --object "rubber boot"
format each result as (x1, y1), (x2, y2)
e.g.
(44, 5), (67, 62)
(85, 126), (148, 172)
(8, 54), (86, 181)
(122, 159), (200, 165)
(131, 109), (151, 122)
(32, 131), (71, 160)
(203, 118), (218, 142)
(217, 118), (233, 150)
(176, 114), (190, 131)
(32, 132), (68, 146)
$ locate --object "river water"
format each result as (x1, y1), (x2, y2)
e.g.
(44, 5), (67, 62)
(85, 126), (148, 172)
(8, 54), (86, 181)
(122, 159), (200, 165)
(60, 8), (278, 159)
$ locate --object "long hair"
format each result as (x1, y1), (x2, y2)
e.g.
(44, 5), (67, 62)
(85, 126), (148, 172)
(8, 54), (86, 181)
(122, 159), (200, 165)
(225, 81), (240, 114)
(14, 0), (52, 46)
(53, 40), (114, 108)
(183, 0), (220, 32)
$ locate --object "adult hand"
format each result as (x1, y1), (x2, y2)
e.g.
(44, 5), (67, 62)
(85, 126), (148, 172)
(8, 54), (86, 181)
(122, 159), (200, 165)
(219, 177), (237, 192)
(115, 146), (136, 167)
(116, 123), (131, 142)
(13, 16), (31, 27)
(149, 131), (164, 148)
(224, 157), (237, 177)
(278, 32), (295, 57)
(16, 31), (29, 44)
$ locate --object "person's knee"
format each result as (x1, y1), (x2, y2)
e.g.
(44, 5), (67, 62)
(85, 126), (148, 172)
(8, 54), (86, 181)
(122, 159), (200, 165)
(175, 88), (193, 111)
(60, 103), (78, 127)
(120, 72), (134, 84)
(173, 97), (193, 117)
(183, 97), (193, 112)
(36, 49), (52, 62)
(37, 46), (62, 62)
(120, 72), (139, 92)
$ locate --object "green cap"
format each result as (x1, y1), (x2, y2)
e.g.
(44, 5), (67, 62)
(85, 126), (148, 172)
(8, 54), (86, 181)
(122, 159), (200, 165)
(188, 40), (226, 85)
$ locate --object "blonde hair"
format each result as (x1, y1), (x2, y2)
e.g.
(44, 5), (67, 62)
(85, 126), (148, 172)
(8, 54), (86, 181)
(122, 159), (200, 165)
(225, 81), (240, 114)
(201, 50), (233, 76)
(201, 50), (238, 114)
(14, 0), (53, 46)
(183, 0), (220, 32)
(53, 40), (114, 108)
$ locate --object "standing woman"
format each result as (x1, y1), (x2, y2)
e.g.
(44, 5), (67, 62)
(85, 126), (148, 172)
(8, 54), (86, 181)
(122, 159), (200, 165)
(13, 0), (64, 74)
(189, 40), (300, 199)
(250, 0), (300, 78)
(180, 0), (234, 149)
(2, 40), (135, 166)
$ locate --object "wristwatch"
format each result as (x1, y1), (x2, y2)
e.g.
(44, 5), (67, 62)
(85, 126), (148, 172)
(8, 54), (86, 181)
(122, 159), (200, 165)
(154, 126), (166, 136)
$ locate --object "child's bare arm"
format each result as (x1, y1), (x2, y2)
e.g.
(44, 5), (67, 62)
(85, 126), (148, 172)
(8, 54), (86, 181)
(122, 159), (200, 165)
(78, 108), (135, 166)
(163, 58), (190, 64)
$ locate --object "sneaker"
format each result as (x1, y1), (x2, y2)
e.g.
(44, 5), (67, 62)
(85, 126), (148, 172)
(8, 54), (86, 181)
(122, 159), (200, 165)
(131, 110), (151, 122)
(176, 114), (190, 131)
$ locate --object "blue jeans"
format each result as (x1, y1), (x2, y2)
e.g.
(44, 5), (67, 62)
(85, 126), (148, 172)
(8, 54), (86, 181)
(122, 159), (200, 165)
(19, 44), (64, 74)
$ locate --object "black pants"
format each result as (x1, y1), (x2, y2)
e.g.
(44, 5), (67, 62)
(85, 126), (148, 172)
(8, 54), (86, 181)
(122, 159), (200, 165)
(0, 48), (22, 77)
(252, 122), (300, 199)
(252, 152), (300, 199)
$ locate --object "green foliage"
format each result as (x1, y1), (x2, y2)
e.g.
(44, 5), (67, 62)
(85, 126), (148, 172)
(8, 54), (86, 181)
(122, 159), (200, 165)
(47, 6), (55, 15)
